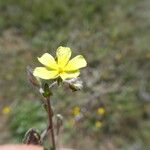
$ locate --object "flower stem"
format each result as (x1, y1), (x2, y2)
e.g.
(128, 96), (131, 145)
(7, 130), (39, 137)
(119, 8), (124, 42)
(46, 97), (56, 150)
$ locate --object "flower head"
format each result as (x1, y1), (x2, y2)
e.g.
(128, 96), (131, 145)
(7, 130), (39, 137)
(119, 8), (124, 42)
(68, 78), (83, 91)
(33, 46), (87, 80)
(95, 120), (102, 128)
(97, 107), (105, 115)
(72, 106), (80, 116)
(2, 106), (11, 114)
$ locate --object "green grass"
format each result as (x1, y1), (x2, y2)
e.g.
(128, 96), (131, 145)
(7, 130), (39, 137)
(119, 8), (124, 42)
(0, 0), (149, 149)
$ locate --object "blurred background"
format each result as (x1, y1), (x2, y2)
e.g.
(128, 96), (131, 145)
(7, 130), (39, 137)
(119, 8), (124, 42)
(0, 0), (150, 149)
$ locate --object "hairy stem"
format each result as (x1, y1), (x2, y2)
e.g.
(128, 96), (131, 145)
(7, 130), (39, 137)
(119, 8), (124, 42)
(46, 97), (56, 149)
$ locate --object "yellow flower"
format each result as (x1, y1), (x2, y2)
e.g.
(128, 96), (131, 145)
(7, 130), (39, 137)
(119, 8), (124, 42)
(145, 53), (150, 59)
(115, 53), (122, 61)
(95, 121), (102, 128)
(97, 107), (105, 115)
(72, 106), (80, 116)
(2, 106), (11, 114)
(33, 46), (87, 80)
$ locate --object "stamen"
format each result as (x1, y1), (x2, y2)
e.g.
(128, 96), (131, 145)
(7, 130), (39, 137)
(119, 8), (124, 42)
(59, 67), (64, 73)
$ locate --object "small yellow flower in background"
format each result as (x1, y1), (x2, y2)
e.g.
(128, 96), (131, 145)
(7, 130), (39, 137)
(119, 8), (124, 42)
(97, 107), (105, 115)
(33, 46), (87, 80)
(68, 118), (75, 126)
(2, 106), (11, 114)
(72, 106), (80, 116)
(145, 53), (150, 59)
(115, 53), (122, 61)
(95, 120), (102, 128)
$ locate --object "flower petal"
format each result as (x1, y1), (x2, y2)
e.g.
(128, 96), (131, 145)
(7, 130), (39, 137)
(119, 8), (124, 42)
(64, 55), (87, 71)
(56, 46), (71, 68)
(60, 70), (80, 80)
(38, 53), (58, 69)
(33, 67), (58, 80)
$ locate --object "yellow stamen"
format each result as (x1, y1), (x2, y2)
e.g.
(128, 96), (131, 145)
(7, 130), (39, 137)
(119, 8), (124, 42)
(58, 67), (64, 74)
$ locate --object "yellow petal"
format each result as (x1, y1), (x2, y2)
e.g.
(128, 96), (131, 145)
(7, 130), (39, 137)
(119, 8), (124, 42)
(60, 70), (80, 80)
(64, 55), (87, 71)
(56, 46), (71, 68)
(33, 67), (58, 80)
(38, 53), (58, 69)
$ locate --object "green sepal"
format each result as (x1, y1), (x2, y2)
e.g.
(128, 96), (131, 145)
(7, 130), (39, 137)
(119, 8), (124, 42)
(57, 77), (63, 86)
(42, 83), (52, 97)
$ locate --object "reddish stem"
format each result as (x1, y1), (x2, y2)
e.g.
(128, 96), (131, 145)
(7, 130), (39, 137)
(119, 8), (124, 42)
(46, 97), (56, 150)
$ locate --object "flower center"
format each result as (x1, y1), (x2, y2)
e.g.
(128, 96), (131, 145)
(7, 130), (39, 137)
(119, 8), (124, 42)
(58, 67), (64, 74)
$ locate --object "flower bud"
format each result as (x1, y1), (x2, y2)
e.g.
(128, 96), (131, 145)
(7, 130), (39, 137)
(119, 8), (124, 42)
(69, 80), (83, 91)
(27, 66), (41, 87)
(56, 114), (63, 135)
(23, 128), (41, 145)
